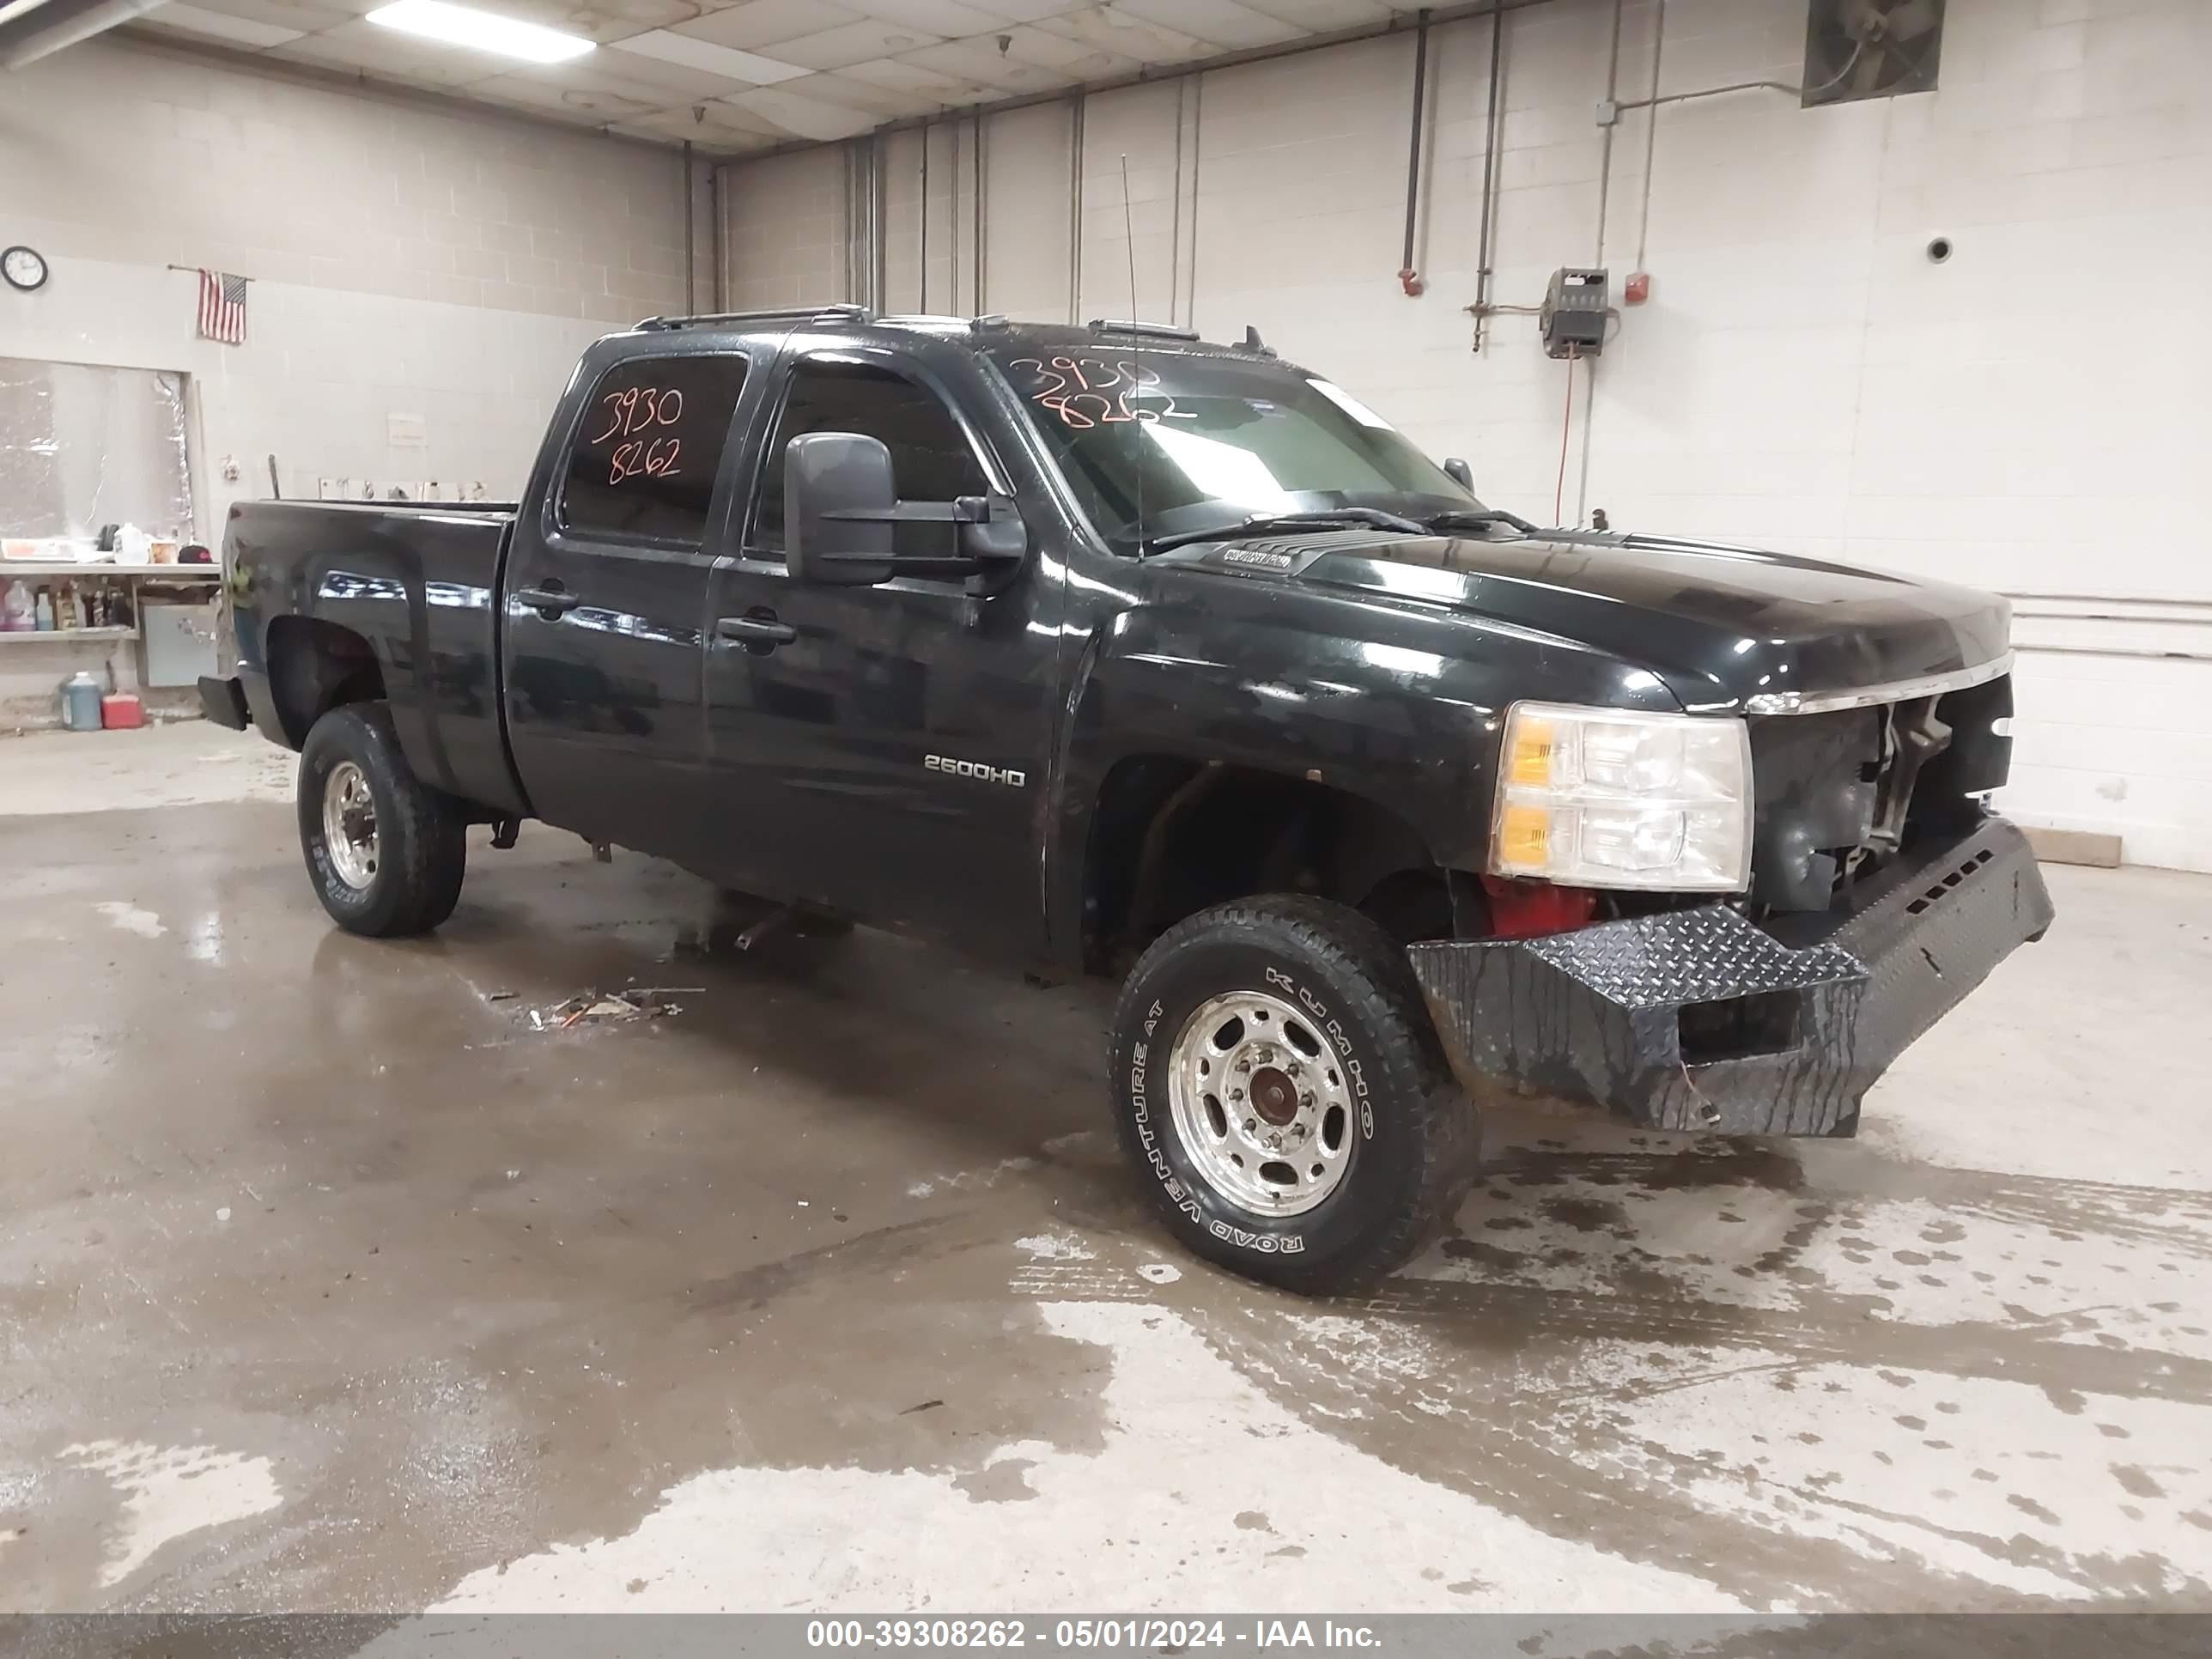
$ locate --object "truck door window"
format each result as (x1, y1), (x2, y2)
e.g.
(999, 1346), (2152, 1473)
(750, 357), (988, 559)
(559, 354), (748, 546)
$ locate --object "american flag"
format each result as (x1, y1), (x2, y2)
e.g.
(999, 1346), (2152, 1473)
(198, 269), (247, 345)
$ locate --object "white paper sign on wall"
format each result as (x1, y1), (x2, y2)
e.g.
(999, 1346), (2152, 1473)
(387, 412), (427, 447)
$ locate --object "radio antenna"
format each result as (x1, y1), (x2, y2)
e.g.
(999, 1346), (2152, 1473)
(1120, 153), (1139, 320)
(1121, 153), (1149, 560)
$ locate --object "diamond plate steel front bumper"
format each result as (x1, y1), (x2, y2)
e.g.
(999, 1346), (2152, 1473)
(1407, 817), (2054, 1138)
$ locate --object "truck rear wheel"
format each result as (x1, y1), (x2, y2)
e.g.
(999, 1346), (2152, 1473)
(298, 702), (466, 937)
(1107, 895), (1481, 1294)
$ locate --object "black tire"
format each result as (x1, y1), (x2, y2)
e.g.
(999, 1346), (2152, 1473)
(1108, 895), (1481, 1294)
(297, 702), (466, 937)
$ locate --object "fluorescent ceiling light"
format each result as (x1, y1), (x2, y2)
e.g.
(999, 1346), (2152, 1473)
(367, 1), (594, 64)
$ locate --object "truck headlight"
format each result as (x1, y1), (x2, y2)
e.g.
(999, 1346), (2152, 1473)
(1489, 702), (1753, 892)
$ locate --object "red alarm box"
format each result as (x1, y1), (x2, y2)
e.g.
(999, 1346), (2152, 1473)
(100, 693), (145, 729)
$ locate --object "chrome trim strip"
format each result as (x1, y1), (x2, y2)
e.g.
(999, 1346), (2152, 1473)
(1744, 652), (2014, 716)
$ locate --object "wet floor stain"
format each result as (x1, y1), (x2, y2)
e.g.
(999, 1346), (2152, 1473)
(2, 803), (2209, 1614)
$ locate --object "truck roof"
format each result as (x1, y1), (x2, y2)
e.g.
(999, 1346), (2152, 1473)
(625, 303), (1290, 368)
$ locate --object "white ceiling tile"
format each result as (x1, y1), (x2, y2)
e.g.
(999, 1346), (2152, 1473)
(834, 55), (1000, 108)
(1242, 0), (1392, 30)
(167, 0), (363, 32)
(618, 98), (793, 140)
(1030, 4), (1209, 66)
(774, 70), (945, 118)
(896, 36), (1072, 92)
(610, 111), (781, 149)
(1108, 0), (1302, 50)
(141, 3), (305, 48)
(270, 21), (495, 88)
(720, 83), (879, 139)
(470, 71), (666, 122)
(760, 18), (945, 71)
(678, 0), (862, 51)
(836, 54), (978, 95)
(994, 20), (1136, 78)
(611, 27), (811, 85)
(972, 0), (1088, 18)
(506, 52), (746, 101)
(844, 0), (1013, 33)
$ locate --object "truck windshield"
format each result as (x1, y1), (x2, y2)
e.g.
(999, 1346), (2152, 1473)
(988, 344), (1481, 555)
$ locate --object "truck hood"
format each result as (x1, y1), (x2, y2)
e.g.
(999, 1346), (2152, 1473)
(1154, 528), (2011, 714)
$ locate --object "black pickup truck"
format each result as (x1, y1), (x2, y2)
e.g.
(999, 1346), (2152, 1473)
(201, 304), (2052, 1291)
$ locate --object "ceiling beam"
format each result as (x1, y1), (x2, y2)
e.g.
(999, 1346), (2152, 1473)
(2, 0), (167, 70)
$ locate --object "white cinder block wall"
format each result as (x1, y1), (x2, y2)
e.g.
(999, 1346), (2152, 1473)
(0, 33), (702, 534)
(722, 0), (2212, 872)
(0, 33), (702, 721)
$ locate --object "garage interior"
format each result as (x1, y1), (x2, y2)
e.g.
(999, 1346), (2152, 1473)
(3, 0), (2211, 1627)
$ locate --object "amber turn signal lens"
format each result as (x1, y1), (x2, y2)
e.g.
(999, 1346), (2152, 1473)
(1499, 803), (1552, 867)
(1508, 719), (1557, 787)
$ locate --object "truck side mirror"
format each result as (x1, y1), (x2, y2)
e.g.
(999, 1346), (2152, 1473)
(1443, 457), (1474, 491)
(787, 431), (896, 586)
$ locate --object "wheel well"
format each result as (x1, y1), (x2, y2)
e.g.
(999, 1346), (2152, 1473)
(1085, 757), (1454, 969)
(266, 617), (385, 749)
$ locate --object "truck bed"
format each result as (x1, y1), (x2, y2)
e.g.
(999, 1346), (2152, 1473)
(226, 497), (529, 818)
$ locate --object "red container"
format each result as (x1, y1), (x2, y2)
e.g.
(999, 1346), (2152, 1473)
(100, 693), (144, 730)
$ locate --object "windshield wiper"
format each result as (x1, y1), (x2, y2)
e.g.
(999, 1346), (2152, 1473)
(1141, 507), (1428, 556)
(1426, 507), (1540, 537)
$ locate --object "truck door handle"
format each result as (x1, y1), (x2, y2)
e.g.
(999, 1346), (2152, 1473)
(514, 586), (580, 618)
(716, 613), (798, 647)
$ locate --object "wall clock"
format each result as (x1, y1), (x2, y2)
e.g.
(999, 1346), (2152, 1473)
(3, 246), (49, 292)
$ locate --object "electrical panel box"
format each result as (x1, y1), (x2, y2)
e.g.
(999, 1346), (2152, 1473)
(1540, 267), (1608, 358)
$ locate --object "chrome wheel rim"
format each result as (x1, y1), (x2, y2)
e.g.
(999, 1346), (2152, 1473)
(322, 761), (379, 890)
(1166, 988), (1355, 1218)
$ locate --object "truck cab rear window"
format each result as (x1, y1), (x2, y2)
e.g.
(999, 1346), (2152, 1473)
(558, 355), (747, 545)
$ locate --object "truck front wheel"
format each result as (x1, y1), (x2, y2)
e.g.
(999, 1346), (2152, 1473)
(1107, 896), (1481, 1294)
(298, 702), (466, 937)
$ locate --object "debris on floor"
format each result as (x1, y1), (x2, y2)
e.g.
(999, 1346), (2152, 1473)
(532, 987), (704, 1029)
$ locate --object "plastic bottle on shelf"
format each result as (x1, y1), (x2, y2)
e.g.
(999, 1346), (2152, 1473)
(33, 587), (54, 630)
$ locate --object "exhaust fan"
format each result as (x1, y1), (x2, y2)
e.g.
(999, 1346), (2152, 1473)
(1803, 0), (1943, 106)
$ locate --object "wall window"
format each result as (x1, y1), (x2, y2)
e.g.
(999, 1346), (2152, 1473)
(0, 359), (194, 541)
(559, 354), (747, 545)
(750, 357), (989, 557)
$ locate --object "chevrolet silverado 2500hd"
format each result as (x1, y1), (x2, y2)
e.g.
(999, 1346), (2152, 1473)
(200, 305), (2053, 1291)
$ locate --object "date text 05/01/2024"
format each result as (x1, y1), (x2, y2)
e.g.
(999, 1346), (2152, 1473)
(805, 1620), (1382, 1650)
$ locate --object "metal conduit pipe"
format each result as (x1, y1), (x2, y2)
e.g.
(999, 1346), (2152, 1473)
(1067, 92), (1085, 325)
(682, 141), (696, 315)
(1398, 8), (1431, 297)
(977, 109), (995, 313)
(1470, 3), (1505, 349)
(872, 131), (888, 311)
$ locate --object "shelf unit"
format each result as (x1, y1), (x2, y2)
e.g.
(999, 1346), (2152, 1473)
(1, 562), (221, 580)
(0, 563), (222, 693)
(0, 626), (137, 645)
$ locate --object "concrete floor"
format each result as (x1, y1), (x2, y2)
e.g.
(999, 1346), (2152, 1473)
(2, 723), (2209, 1615)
